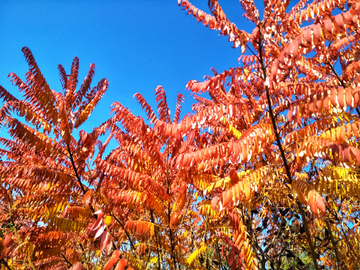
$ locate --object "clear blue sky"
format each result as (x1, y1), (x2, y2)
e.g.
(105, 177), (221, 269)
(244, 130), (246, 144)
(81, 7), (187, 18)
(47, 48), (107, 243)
(0, 1), (256, 134)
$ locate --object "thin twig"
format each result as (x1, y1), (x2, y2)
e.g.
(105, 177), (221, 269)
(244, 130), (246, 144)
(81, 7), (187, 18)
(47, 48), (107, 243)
(61, 253), (73, 267)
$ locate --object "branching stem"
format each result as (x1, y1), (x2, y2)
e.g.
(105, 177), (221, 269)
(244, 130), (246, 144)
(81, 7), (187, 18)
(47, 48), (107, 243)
(151, 211), (162, 270)
(257, 23), (320, 270)
(165, 146), (178, 270)
(110, 211), (136, 252)
(66, 144), (87, 195)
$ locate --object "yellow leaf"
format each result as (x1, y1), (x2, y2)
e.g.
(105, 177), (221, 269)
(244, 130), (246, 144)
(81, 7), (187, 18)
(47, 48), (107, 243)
(243, 68), (250, 82)
(57, 202), (63, 213)
(187, 244), (207, 265)
(104, 216), (112, 226)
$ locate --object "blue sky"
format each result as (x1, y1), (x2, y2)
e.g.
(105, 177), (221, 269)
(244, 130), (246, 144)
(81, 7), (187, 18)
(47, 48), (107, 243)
(0, 1), (257, 134)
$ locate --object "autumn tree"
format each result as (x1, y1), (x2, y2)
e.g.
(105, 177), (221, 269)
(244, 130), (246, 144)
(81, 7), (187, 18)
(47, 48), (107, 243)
(166, 0), (360, 269)
(2, 0), (360, 270)
(0, 47), (111, 269)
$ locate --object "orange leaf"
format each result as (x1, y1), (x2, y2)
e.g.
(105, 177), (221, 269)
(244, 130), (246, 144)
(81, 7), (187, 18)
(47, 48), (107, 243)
(103, 250), (121, 270)
(170, 212), (179, 228)
(114, 259), (128, 270)
(69, 263), (84, 270)
(243, 180), (251, 201)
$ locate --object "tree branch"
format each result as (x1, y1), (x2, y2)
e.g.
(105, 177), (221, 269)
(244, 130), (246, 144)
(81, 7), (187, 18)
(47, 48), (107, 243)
(0, 259), (11, 270)
(110, 211), (136, 252)
(325, 220), (342, 269)
(165, 146), (178, 270)
(257, 22), (320, 270)
(66, 144), (87, 195)
(151, 210), (162, 270)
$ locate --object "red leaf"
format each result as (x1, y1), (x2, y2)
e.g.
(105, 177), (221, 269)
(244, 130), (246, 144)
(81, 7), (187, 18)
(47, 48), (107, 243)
(230, 169), (239, 185)
(100, 231), (111, 253)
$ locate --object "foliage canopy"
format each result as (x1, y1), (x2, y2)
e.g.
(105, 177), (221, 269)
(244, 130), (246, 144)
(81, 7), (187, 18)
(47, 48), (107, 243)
(1, 0), (360, 269)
